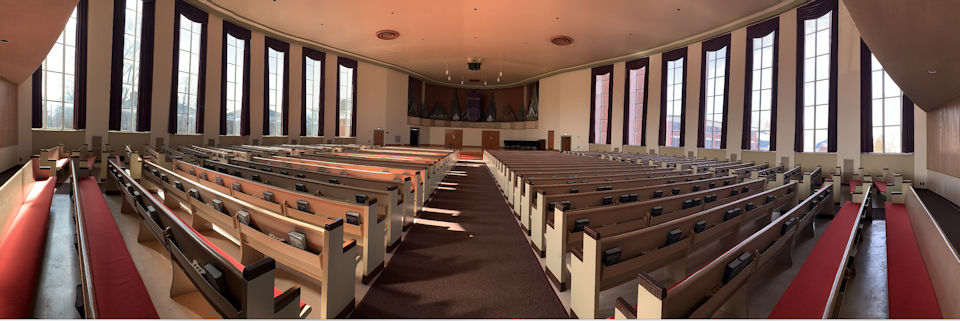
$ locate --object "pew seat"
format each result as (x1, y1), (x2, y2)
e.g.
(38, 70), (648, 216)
(74, 176), (158, 318)
(885, 202), (941, 318)
(0, 177), (55, 318)
(768, 201), (863, 318)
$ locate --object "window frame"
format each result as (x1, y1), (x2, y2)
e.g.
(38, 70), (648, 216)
(859, 40), (914, 153)
(301, 47), (325, 137)
(742, 17), (780, 151)
(659, 47), (688, 147)
(261, 36), (289, 137)
(335, 57), (358, 137)
(698, 34), (731, 149)
(32, 0), (88, 130)
(623, 58), (649, 146)
(167, 0), (207, 135)
(220, 20), (250, 136)
(589, 64), (614, 144)
(109, 0), (154, 132)
(794, 0), (838, 153)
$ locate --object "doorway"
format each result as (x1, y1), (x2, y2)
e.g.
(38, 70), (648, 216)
(374, 129), (385, 146)
(548, 130), (555, 150)
(410, 127), (420, 146)
(444, 129), (463, 149)
(482, 130), (500, 150)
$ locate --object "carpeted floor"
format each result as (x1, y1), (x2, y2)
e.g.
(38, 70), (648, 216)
(351, 160), (567, 318)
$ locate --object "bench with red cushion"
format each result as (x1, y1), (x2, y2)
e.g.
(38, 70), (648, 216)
(768, 201), (863, 318)
(75, 176), (158, 318)
(0, 178), (56, 318)
(885, 202), (941, 318)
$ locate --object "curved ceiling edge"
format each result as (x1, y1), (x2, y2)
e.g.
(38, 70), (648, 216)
(188, 0), (808, 90)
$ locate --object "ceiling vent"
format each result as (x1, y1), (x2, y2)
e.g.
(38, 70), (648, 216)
(550, 35), (574, 46)
(376, 30), (400, 40)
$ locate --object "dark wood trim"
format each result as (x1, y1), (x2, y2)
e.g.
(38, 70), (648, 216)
(637, 271), (667, 300)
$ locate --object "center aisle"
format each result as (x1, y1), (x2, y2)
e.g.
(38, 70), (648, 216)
(351, 159), (567, 318)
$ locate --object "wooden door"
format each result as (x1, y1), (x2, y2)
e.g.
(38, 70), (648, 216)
(374, 129), (385, 146)
(444, 129), (463, 149)
(547, 130), (555, 150)
(482, 130), (500, 150)
(561, 136), (572, 152)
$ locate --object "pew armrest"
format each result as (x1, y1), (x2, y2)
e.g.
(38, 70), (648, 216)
(273, 286), (301, 314)
(614, 297), (637, 319)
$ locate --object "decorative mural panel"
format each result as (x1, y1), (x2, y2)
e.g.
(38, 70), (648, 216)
(412, 82), (536, 123)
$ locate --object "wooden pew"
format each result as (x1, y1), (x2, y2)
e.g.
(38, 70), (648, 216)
(201, 159), (407, 251)
(255, 156), (424, 212)
(269, 155), (429, 200)
(70, 159), (158, 318)
(528, 174), (729, 257)
(768, 185), (871, 318)
(545, 179), (767, 290)
(570, 182), (799, 318)
(798, 166), (823, 200)
(0, 157), (56, 318)
(770, 165), (802, 188)
(903, 186), (957, 317)
(295, 153), (443, 193)
(107, 160), (322, 318)
(38, 144), (70, 181)
(170, 159), (386, 283)
(884, 200), (941, 318)
(213, 156), (414, 233)
(616, 183), (835, 319)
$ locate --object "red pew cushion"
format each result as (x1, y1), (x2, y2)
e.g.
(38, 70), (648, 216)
(77, 177), (158, 318)
(849, 179), (862, 187)
(768, 201), (862, 318)
(875, 182), (888, 193)
(0, 178), (55, 318)
(85, 156), (96, 168)
(885, 202), (941, 318)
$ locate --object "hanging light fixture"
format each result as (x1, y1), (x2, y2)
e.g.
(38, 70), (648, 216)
(445, 63), (449, 75)
(460, 74), (464, 85)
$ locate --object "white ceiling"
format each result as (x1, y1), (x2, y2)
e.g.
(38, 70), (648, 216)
(846, 0), (960, 111)
(0, 0), (77, 83)
(195, 0), (802, 87)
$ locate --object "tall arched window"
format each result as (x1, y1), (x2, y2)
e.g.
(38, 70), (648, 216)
(302, 48), (325, 137)
(263, 37), (289, 136)
(336, 57), (357, 137)
(698, 34), (730, 149)
(590, 65), (613, 144)
(623, 58), (648, 146)
(168, 0), (208, 135)
(221, 21), (250, 136)
(110, 0), (154, 132)
(795, 0), (838, 153)
(33, 0), (87, 130)
(860, 41), (914, 153)
(659, 47), (687, 147)
(742, 17), (779, 151)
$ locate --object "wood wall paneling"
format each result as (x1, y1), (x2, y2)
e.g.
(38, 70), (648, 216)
(0, 78), (17, 148)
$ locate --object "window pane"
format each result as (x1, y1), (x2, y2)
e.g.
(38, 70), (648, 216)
(885, 97), (901, 125)
(885, 126), (901, 153)
(873, 127), (884, 152)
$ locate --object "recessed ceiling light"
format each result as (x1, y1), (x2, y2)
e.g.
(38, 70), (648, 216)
(928, 69), (937, 74)
(0, 40), (8, 43)
(376, 30), (399, 40)
(550, 35), (573, 46)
